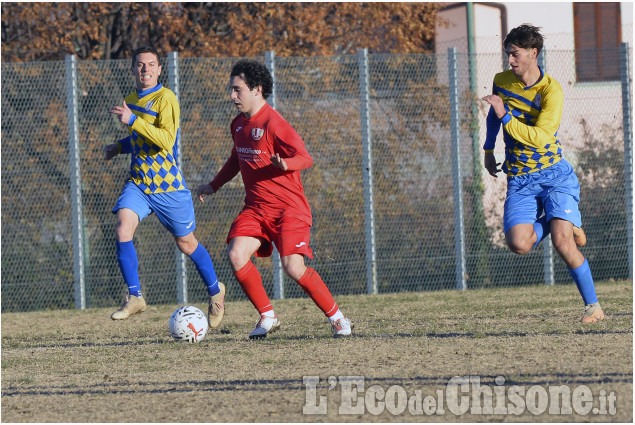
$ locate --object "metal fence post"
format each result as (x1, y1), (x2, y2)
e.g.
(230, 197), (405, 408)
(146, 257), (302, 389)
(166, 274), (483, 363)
(65, 55), (86, 309)
(168, 51), (188, 304)
(620, 42), (633, 281)
(358, 49), (378, 295)
(265, 50), (285, 300)
(448, 48), (467, 291)
(542, 233), (555, 286)
(538, 49), (555, 286)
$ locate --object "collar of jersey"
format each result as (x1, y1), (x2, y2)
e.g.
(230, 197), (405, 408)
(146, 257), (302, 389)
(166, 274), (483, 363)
(242, 102), (270, 121)
(137, 84), (163, 98)
(522, 66), (544, 91)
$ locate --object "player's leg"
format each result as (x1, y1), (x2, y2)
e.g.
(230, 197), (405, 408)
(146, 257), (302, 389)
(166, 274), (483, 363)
(116, 208), (141, 297)
(226, 209), (282, 338)
(152, 189), (225, 327)
(550, 219), (583, 267)
(550, 219), (603, 322)
(174, 233), (222, 299)
(276, 218), (353, 337)
(532, 215), (551, 248)
(228, 235), (281, 339)
(280, 254), (352, 337)
(175, 232), (225, 328)
(505, 223), (537, 255)
(544, 160), (603, 323)
(228, 236), (269, 314)
(504, 174), (544, 255)
(110, 183), (150, 320)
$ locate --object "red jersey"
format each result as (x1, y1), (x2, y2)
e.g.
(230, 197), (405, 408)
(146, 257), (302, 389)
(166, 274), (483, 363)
(210, 102), (313, 225)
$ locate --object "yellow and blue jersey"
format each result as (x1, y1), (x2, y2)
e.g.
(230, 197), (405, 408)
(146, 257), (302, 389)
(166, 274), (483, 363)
(484, 68), (564, 177)
(116, 84), (187, 194)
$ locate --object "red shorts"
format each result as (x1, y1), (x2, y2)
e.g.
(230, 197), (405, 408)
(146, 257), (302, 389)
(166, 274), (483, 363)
(227, 208), (313, 259)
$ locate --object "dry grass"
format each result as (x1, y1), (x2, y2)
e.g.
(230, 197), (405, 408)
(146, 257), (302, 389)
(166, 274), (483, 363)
(1, 280), (632, 422)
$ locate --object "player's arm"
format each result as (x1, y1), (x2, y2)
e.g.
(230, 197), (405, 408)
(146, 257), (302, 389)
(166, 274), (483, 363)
(128, 95), (179, 152)
(482, 82), (502, 177)
(197, 147), (240, 203)
(485, 84), (563, 150)
(270, 125), (313, 171)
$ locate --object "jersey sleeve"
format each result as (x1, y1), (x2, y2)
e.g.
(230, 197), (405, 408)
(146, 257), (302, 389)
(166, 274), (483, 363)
(209, 146), (240, 192)
(129, 92), (179, 152)
(273, 122), (313, 170)
(483, 107), (501, 152)
(501, 81), (563, 149)
(116, 136), (132, 154)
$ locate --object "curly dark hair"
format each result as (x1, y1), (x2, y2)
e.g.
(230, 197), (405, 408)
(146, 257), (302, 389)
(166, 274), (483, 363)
(131, 46), (161, 68)
(230, 60), (273, 99)
(504, 24), (544, 54)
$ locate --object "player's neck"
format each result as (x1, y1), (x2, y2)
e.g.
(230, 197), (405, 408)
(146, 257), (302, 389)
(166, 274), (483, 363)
(242, 100), (267, 119)
(518, 65), (542, 87)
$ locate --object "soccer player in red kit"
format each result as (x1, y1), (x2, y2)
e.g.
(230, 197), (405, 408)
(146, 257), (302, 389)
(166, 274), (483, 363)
(197, 60), (353, 339)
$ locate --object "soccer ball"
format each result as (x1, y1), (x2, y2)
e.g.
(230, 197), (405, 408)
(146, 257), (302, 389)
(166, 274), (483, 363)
(169, 305), (208, 343)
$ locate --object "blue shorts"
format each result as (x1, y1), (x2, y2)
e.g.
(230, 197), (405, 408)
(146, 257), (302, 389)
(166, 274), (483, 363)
(112, 182), (196, 237)
(503, 159), (582, 234)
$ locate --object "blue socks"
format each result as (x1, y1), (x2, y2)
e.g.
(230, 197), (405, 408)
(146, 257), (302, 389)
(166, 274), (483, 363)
(568, 258), (598, 305)
(189, 243), (220, 297)
(117, 241), (220, 298)
(532, 215), (550, 248)
(530, 218), (598, 305)
(116, 240), (142, 297)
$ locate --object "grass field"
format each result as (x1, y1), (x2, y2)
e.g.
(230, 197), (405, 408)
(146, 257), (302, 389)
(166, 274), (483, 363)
(1, 280), (632, 422)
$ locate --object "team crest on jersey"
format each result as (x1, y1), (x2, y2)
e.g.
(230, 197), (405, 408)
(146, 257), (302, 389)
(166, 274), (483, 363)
(144, 101), (155, 111)
(532, 95), (542, 109)
(251, 128), (264, 140)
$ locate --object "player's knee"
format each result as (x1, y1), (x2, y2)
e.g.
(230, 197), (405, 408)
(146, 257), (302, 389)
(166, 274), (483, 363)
(283, 264), (306, 281)
(175, 236), (197, 256)
(506, 239), (532, 256)
(281, 256), (307, 281)
(227, 246), (247, 270)
(551, 236), (575, 258)
(115, 222), (135, 242)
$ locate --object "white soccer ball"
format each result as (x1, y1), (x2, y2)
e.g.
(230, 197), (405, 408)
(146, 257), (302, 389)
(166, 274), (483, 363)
(169, 305), (208, 343)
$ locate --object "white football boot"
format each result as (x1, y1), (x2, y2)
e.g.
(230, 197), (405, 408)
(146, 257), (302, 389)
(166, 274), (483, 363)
(249, 313), (281, 340)
(331, 317), (353, 337)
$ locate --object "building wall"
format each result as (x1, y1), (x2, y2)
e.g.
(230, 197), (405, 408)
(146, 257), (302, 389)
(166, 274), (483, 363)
(437, 2), (633, 53)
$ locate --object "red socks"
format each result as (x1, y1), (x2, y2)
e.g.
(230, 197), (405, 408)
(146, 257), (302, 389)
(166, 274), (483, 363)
(234, 261), (272, 314)
(234, 263), (338, 317)
(297, 267), (338, 317)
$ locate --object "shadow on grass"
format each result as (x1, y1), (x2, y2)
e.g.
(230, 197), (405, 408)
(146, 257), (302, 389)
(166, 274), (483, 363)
(3, 372), (632, 398)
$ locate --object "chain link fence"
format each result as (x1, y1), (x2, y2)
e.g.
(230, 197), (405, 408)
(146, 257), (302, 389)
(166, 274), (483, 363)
(1, 46), (632, 312)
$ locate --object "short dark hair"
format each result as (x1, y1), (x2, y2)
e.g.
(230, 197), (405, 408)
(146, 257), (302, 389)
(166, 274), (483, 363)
(131, 46), (161, 68)
(230, 60), (273, 99)
(504, 24), (544, 54)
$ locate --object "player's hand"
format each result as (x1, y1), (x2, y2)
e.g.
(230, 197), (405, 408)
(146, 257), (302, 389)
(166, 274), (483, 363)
(110, 100), (133, 125)
(196, 183), (215, 203)
(484, 152), (501, 178)
(270, 153), (288, 171)
(482, 94), (506, 119)
(103, 143), (120, 161)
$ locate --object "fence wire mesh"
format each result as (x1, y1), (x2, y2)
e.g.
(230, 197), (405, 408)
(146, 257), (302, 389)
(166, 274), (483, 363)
(1, 46), (631, 312)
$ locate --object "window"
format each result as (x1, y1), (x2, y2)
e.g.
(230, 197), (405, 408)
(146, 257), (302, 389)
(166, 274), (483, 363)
(573, 2), (622, 82)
